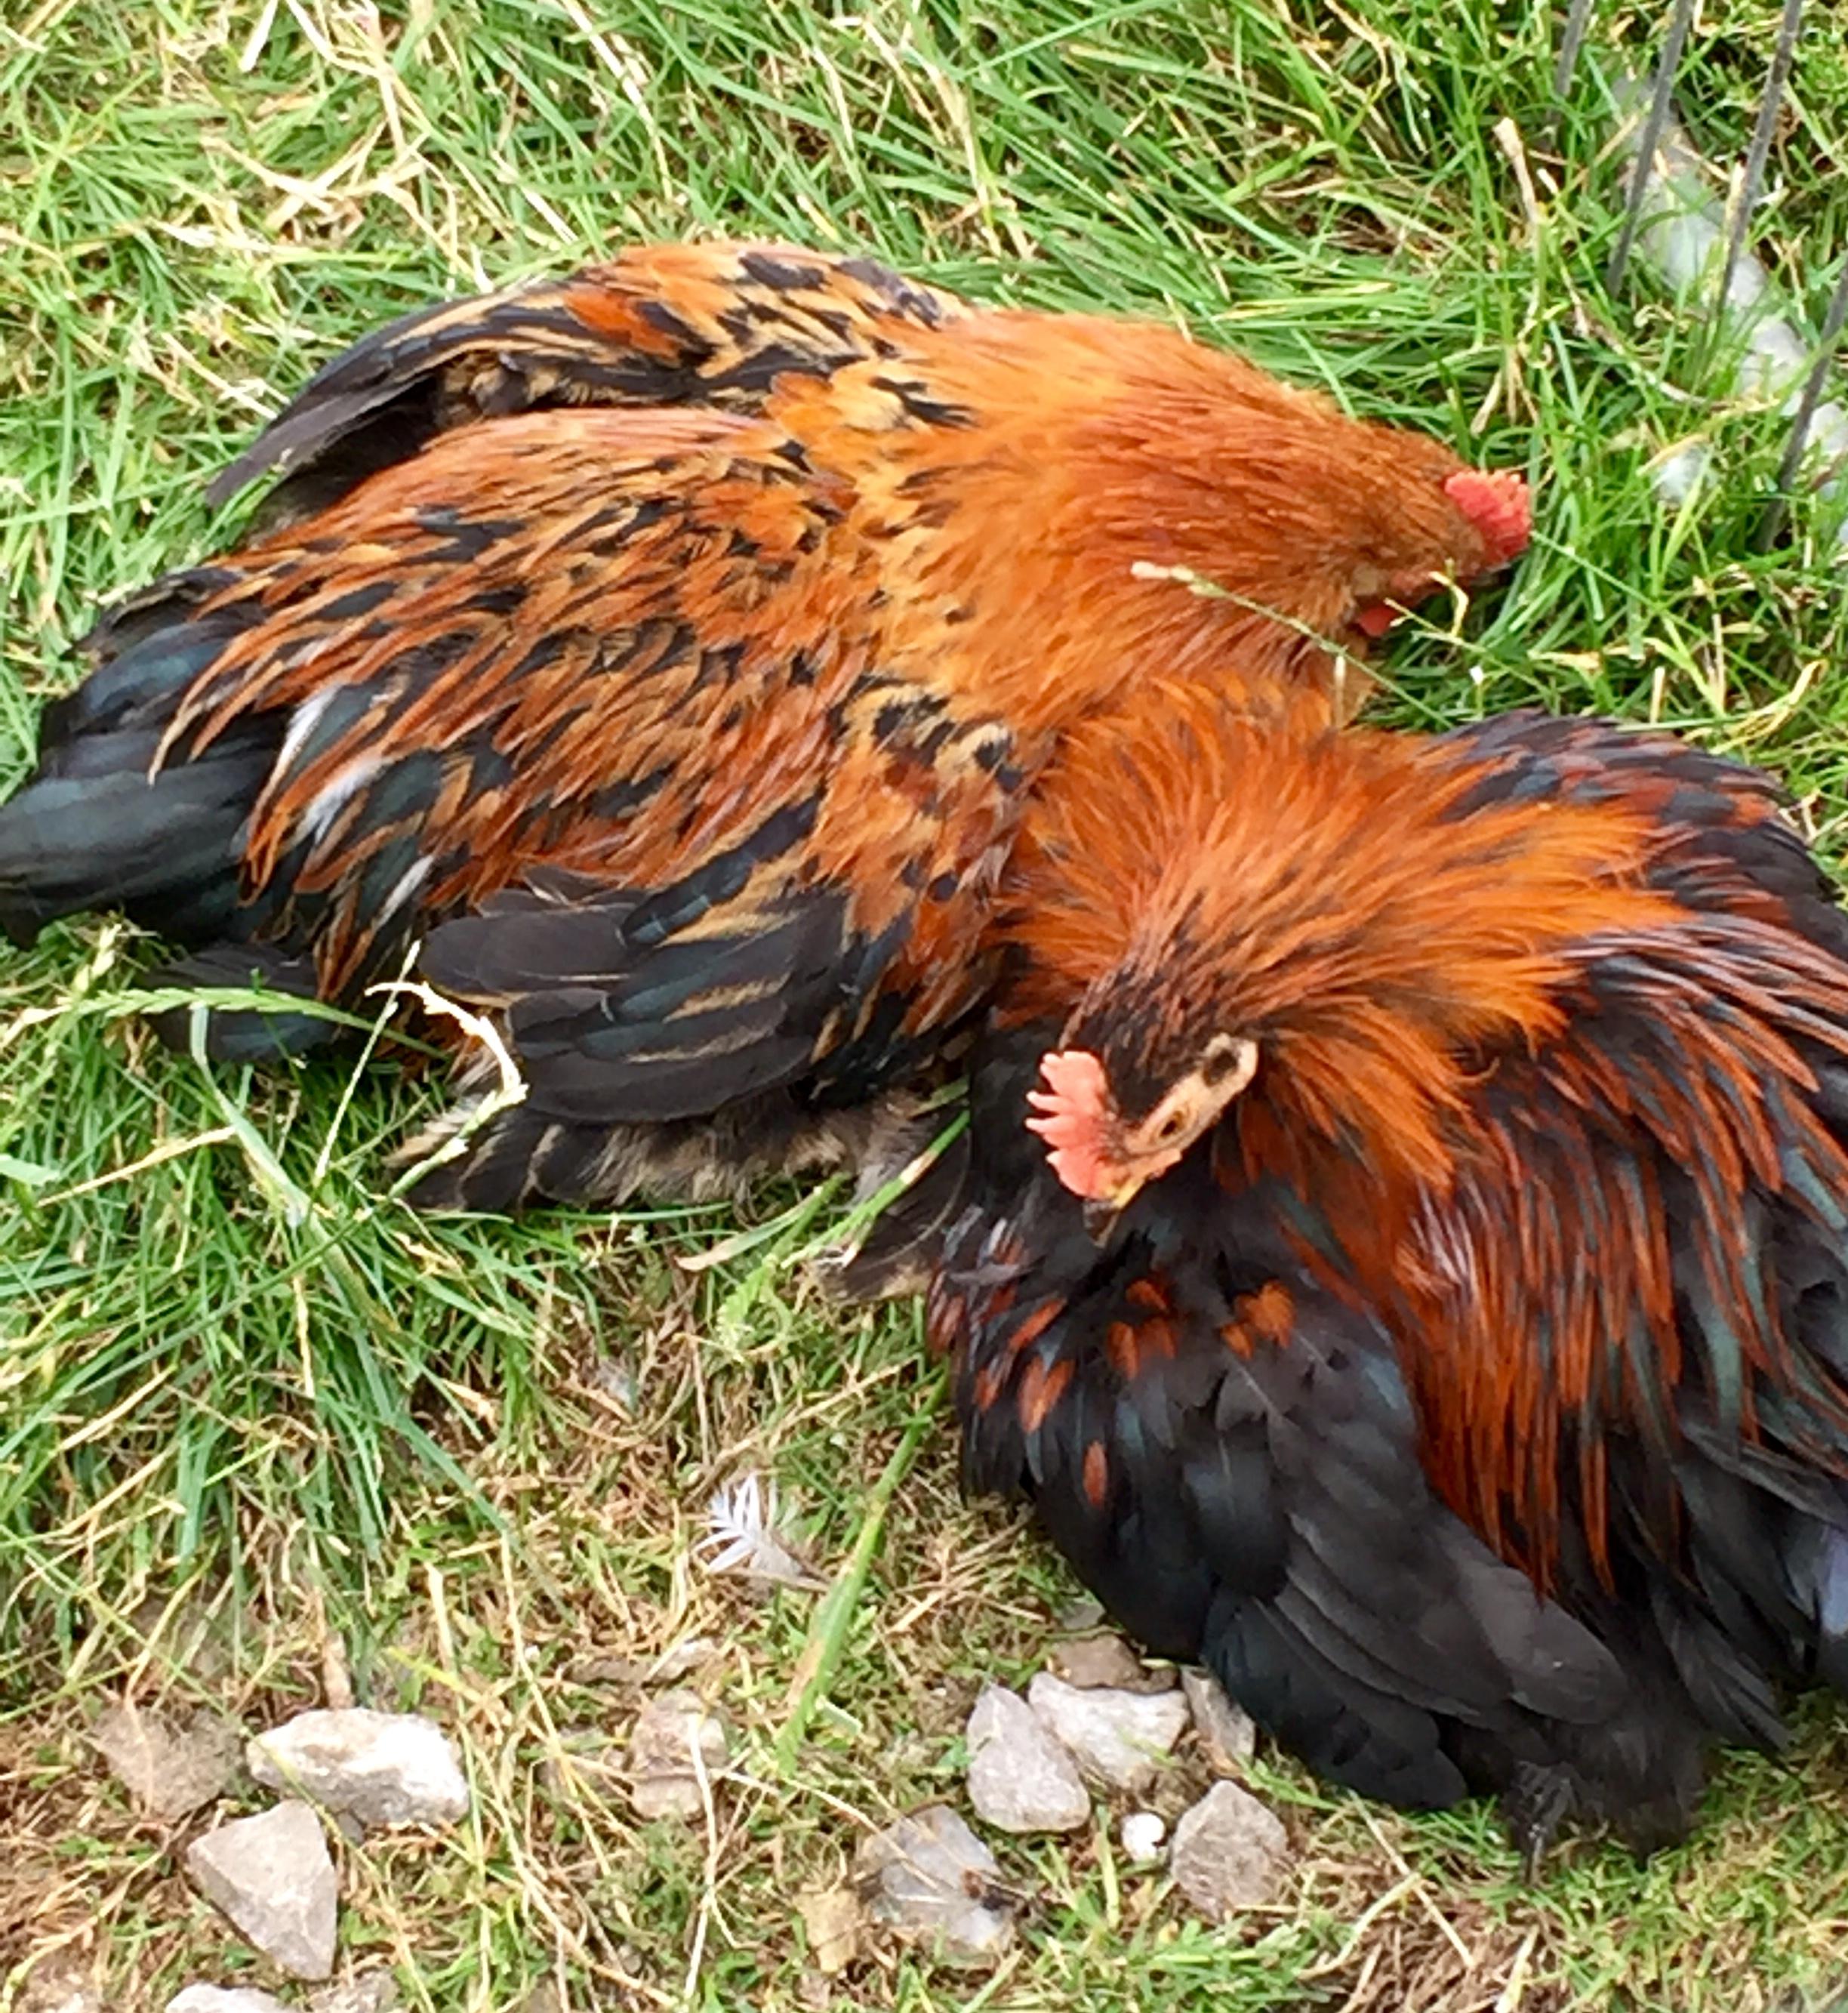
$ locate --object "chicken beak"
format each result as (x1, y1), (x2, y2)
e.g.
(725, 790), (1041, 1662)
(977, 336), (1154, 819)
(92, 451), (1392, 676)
(1082, 1177), (1147, 1244)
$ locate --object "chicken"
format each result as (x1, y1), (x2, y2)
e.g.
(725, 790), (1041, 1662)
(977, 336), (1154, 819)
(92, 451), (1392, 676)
(0, 239), (1529, 1213)
(924, 684), (1848, 1857)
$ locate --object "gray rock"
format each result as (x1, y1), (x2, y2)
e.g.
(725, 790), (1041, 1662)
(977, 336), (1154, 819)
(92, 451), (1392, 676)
(165, 1992), (294, 2013)
(185, 1800), (338, 1982)
(627, 1688), (728, 1819)
(1025, 1672), (1190, 1794)
(92, 1703), (241, 1820)
(855, 1805), (1017, 1968)
(1181, 1669), (1257, 1774)
(248, 1709), (468, 1829)
(1168, 1780), (1289, 1919)
(568, 1637), (715, 1686)
(650, 1636), (717, 1684)
(964, 1684), (1089, 1834)
(1048, 1635), (1175, 1694)
(568, 1653), (649, 1686)
(309, 1973), (399, 2013)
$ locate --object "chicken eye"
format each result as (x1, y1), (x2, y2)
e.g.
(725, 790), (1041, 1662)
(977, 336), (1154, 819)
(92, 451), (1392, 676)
(1200, 1038), (1250, 1086)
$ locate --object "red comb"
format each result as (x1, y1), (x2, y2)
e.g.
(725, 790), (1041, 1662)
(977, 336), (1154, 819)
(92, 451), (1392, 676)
(1443, 468), (1530, 566)
(1026, 1048), (1113, 1200)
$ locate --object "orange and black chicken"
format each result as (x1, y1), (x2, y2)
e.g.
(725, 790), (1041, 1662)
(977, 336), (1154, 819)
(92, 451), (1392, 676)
(0, 241), (1526, 1211)
(922, 687), (1848, 1857)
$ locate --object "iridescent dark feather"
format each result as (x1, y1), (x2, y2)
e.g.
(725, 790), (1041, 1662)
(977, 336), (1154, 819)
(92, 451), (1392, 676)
(0, 241), (1526, 1213)
(926, 695), (1848, 1854)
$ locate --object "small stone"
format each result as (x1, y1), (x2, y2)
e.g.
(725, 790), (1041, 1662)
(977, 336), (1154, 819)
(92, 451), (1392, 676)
(92, 1703), (241, 1820)
(1181, 1670), (1257, 1775)
(321, 1635), (355, 1712)
(165, 1990), (294, 2013)
(964, 1684), (1089, 1834)
(855, 1805), (1018, 1968)
(569, 1653), (648, 1686)
(309, 1972), (399, 2013)
(1168, 1780), (1289, 1919)
(627, 1688), (728, 1819)
(649, 1636), (717, 1683)
(516, 1988), (562, 2013)
(1047, 1634), (1175, 1694)
(1053, 1595), (1106, 1632)
(249, 1709), (469, 1829)
(165, 1992), (294, 2013)
(185, 1800), (338, 1982)
(1025, 1673), (1190, 1794)
(1120, 1810), (1166, 1863)
(798, 1885), (866, 1974)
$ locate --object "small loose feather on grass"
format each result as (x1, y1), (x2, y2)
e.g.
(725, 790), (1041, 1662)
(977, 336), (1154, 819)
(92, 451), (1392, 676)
(698, 1472), (828, 1592)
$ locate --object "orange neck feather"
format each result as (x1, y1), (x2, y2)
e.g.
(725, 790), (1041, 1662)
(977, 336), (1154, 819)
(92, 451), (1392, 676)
(790, 309), (1500, 736)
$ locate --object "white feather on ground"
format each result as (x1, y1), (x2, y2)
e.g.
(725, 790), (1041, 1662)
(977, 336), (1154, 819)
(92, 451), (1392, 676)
(698, 1473), (829, 1592)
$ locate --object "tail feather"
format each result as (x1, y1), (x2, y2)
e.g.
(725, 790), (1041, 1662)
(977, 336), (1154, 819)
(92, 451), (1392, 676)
(0, 567), (282, 951)
(41, 620), (245, 769)
(0, 732), (273, 948)
(1785, 1512), (1848, 1694)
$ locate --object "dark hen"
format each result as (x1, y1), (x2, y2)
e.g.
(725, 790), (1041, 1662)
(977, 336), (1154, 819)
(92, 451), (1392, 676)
(924, 687), (1848, 1856)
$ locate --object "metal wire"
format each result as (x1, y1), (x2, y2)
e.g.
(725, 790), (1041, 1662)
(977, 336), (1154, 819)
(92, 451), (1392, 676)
(1715, 0), (1806, 315)
(1596, 0), (1843, 544)
(1552, 0), (1597, 108)
(1758, 256), (1848, 550)
(1606, 0), (1701, 294)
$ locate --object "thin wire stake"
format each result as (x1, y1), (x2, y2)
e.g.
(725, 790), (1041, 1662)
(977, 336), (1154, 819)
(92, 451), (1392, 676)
(1758, 256), (1848, 550)
(1715, 0), (1804, 314)
(1552, 0), (1597, 110)
(1606, 0), (1701, 294)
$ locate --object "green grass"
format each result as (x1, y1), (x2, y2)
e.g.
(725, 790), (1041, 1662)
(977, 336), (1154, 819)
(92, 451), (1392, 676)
(4, 1), (1848, 2007)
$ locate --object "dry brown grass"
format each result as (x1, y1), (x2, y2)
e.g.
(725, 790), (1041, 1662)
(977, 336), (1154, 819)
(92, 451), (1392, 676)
(6, 1318), (1848, 2009)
